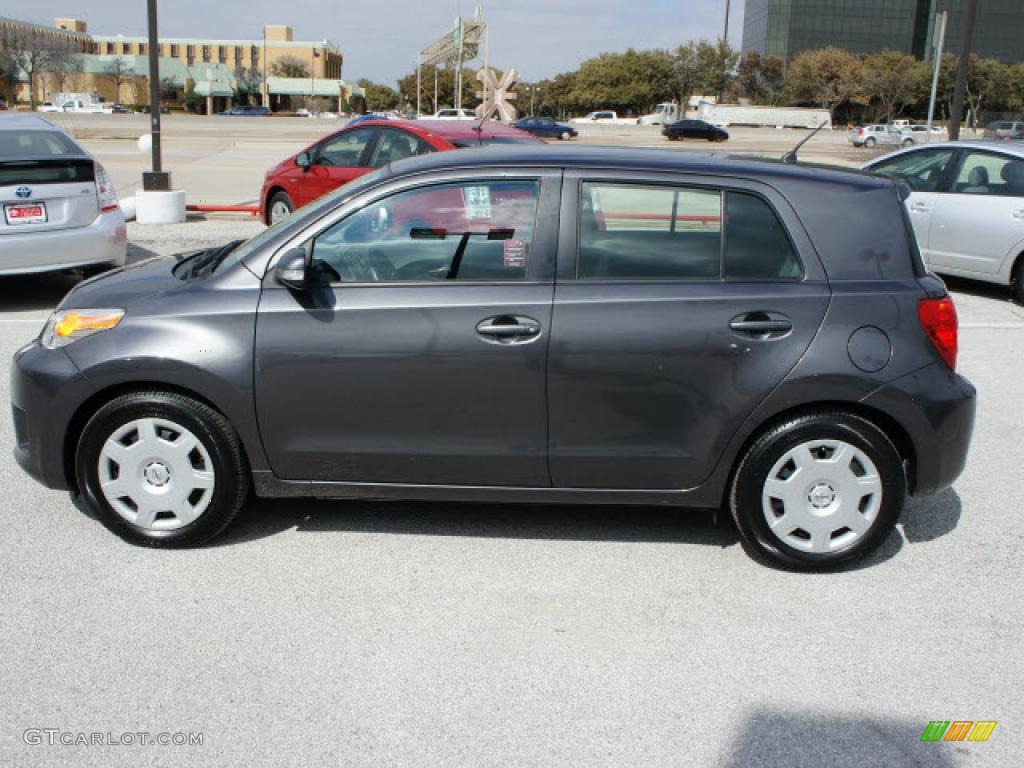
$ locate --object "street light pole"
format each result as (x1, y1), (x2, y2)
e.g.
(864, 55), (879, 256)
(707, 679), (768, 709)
(723, 0), (731, 42)
(925, 11), (948, 142)
(948, 0), (978, 141)
(144, 0), (169, 190)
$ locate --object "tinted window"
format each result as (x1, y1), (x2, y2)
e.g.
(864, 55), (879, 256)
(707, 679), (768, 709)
(316, 127), (375, 167)
(868, 148), (955, 192)
(0, 130), (81, 158)
(953, 151), (1024, 197)
(309, 180), (540, 282)
(367, 129), (434, 168)
(725, 192), (801, 279)
(578, 183), (722, 279)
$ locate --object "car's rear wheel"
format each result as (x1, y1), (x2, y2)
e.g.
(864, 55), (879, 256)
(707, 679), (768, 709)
(75, 391), (249, 547)
(1012, 256), (1024, 305)
(730, 411), (905, 570)
(268, 191), (294, 224)
(902, 138), (914, 147)
(864, 137), (876, 147)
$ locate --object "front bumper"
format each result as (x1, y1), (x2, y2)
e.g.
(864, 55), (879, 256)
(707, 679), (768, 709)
(11, 341), (96, 491)
(0, 211), (126, 275)
(862, 363), (977, 496)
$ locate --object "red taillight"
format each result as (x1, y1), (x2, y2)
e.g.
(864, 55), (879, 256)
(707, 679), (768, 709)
(918, 297), (958, 370)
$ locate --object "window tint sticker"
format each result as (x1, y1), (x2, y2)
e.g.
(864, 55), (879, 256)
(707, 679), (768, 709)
(504, 239), (527, 269)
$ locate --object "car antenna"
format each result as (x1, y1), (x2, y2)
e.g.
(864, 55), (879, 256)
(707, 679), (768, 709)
(782, 120), (829, 164)
(473, 109), (486, 146)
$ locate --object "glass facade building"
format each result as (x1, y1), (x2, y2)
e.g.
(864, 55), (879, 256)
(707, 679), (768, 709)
(742, 0), (1024, 63)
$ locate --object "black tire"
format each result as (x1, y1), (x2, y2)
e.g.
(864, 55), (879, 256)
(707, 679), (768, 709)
(902, 138), (914, 148)
(267, 190), (294, 224)
(559, 131), (572, 141)
(1012, 256), (1024, 306)
(75, 390), (250, 547)
(864, 137), (876, 148)
(729, 411), (906, 570)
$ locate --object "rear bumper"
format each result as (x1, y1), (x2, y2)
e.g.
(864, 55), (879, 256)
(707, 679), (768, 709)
(861, 363), (976, 496)
(0, 210), (126, 275)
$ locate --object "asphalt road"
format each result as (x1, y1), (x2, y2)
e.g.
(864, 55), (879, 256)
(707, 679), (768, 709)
(0, 234), (1021, 766)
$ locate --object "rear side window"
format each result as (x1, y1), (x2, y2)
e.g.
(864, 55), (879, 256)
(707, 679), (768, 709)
(725, 192), (801, 279)
(578, 183), (801, 281)
(579, 183), (721, 279)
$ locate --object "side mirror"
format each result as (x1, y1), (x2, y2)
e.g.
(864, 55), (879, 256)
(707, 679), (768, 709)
(275, 248), (308, 291)
(296, 152), (311, 170)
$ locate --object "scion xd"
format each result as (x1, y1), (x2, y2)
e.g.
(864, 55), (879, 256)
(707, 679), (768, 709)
(11, 147), (975, 569)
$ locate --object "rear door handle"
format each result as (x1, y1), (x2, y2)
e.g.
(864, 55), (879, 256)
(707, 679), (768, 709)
(729, 313), (793, 339)
(910, 202), (933, 213)
(1013, 210), (1024, 220)
(476, 315), (542, 344)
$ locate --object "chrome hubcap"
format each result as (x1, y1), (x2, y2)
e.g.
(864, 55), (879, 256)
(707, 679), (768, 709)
(761, 439), (883, 553)
(98, 418), (215, 530)
(270, 201), (291, 223)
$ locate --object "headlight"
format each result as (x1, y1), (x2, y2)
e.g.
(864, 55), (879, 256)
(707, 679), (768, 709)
(41, 309), (124, 349)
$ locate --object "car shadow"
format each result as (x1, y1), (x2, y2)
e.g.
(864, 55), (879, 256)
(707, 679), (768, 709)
(215, 497), (740, 550)
(720, 708), (965, 767)
(0, 243), (160, 312)
(899, 487), (962, 544)
(942, 275), (1015, 303)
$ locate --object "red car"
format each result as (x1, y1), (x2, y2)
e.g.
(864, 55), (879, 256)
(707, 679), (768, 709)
(259, 119), (543, 224)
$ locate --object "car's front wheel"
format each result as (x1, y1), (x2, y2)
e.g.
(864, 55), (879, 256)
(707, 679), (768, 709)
(75, 391), (249, 547)
(559, 131), (572, 141)
(730, 411), (905, 570)
(268, 191), (294, 224)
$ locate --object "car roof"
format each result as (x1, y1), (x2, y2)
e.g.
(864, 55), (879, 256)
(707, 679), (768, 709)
(883, 140), (1024, 157)
(0, 114), (63, 132)
(384, 144), (893, 190)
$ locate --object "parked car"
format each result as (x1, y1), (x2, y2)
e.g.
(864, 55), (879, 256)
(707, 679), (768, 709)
(0, 114), (126, 275)
(346, 112), (394, 127)
(513, 116), (577, 140)
(219, 105), (272, 117)
(984, 121), (1024, 141)
(0, 97), (8, 111)
(13, 146), (975, 569)
(432, 108), (476, 120)
(36, 102), (62, 113)
(259, 119), (542, 224)
(662, 119), (729, 142)
(109, 104), (132, 114)
(849, 124), (913, 148)
(140, 104), (171, 114)
(862, 141), (1024, 303)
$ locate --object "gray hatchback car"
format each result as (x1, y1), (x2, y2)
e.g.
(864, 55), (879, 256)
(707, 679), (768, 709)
(11, 147), (976, 569)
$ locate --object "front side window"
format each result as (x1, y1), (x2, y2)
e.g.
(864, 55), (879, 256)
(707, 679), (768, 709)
(869, 148), (955, 192)
(316, 128), (375, 167)
(578, 183), (722, 279)
(953, 151), (1024, 197)
(309, 180), (541, 283)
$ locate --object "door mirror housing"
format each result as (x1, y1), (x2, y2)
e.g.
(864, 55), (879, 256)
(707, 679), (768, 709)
(296, 152), (311, 170)
(275, 248), (309, 290)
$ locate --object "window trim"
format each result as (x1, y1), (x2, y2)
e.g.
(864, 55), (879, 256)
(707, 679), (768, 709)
(303, 177), (549, 287)
(572, 179), (804, 284)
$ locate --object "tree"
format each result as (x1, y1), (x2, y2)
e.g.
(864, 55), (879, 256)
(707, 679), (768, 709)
(569, 48), (675, 114)
(738, 51), (785, 105)
(785, 46), (865, 117)
(965, 56), (1009, 128)
(1009, 62), (1024, 112)
(104, 56), (130, 103)
(673, 42), (702, 113)
(0, 26), (75, 107)
(270, 55), (309, 79)
(357, 78), (400, 112)
(233, 66), (261, 103)
(863, 50), (927, 123)
(695, 39), (739, 101)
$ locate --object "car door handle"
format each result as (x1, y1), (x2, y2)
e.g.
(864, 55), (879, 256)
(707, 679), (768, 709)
(910, 202), (932, 213)
(729, 313), (793, 338)
(476, 316), (542, 343)
(1013, 210), (1024, 220)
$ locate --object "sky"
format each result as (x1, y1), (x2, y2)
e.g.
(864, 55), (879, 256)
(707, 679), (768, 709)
(12, 0), (744, 85)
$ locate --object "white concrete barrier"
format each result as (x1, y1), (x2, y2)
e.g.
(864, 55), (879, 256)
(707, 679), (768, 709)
(135, 189), (186, 224)
(119, 195), (137, 221)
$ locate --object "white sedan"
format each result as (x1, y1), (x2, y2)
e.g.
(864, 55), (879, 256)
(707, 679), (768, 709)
(862, 141), (1024, 304)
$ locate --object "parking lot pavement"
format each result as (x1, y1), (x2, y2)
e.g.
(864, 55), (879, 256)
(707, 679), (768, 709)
(0, 227), (1020, 767)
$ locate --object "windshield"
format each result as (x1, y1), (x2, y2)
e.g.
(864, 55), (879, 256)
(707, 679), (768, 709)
(215, 165), (394, 273)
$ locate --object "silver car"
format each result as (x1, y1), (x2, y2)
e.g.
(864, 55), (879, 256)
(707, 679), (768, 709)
(0, 114), (126, 275)
(849, 124), (913, 148)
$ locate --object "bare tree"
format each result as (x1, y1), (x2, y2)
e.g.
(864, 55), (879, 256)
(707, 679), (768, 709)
(104, 56), (130, 104)
(50, 54), (80, 97)
(0, 26), (75, 107)
(270, 56), (309, 79)
(233, 66), (262, 103)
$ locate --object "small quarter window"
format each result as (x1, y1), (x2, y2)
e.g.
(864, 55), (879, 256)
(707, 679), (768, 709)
(724, 192), (802, 280)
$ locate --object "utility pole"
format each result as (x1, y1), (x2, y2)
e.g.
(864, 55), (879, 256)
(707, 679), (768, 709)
(925, 11), (948, 141)
(144, 0), (169, 190)
(723, 0), (731, 42)
(262, 26), (268, 108)
(948, 0), (977, 140)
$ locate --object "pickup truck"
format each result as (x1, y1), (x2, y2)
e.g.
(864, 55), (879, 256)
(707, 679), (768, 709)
(58, 99), (113, 115)
(570, 111), (640, 126)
